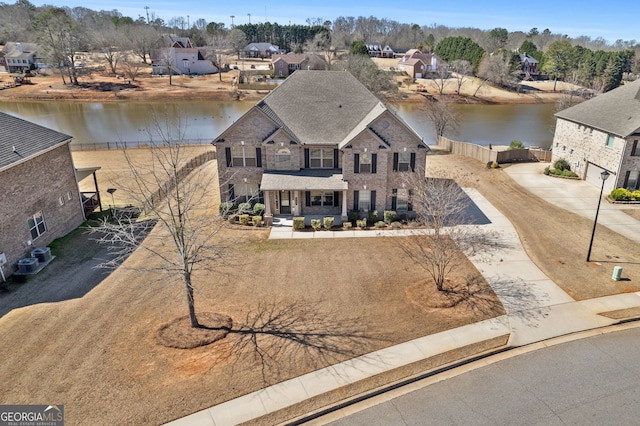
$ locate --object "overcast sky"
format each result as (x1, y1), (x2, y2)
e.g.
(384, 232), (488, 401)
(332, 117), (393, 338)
(31, 0), (639, 44)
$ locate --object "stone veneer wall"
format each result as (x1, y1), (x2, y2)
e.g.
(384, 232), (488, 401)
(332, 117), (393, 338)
(0, 144), (84, 275)
(551, 119), (626, 187)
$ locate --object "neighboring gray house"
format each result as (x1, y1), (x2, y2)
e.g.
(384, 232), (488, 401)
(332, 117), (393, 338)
(0, 113), (86, 278)
(151, 36), (217, 75)
(243, 43), (281, 59)
(1, 42), (39, 73)
(213, 70), (429, 223)
(366, 43), (395, 58)
(551, 79), (640, 193)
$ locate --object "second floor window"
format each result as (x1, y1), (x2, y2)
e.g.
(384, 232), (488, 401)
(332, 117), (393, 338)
(309, 148), (334, 168)
(632, 140), (640, 156)
(275, 147), (291, 169)
(606, 134), (615, 148)
(229, 146), (258, 167)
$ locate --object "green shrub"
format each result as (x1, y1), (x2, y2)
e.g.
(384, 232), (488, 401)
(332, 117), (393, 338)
(632, 191), (640, 201)
(239, 214), (250, 225)
(367, 210), (378, 225)
(543, 166), (550, 175)
(491, 161), (500, 169)
(323, 217), (335, 229)
(610, 188), (632, 201)
(356, 219), (367, 228)
(508, 140), (525, 150)
(390, 221), (403, 229)
(219, 201), (235, 217)
(375, 221), (386, 229)
(562, 169), (578, 177)
(348, 210), (360, 224)
(553, 158), (570, 171)
(293, 217), (305, 230)
(228, 214), (238, 223)
(342, 222), (352, 229)
(384, 210), (397, 224)
(252, 215), (262, 227)
(311, 219), (322, 230)
(253, 203), (265, 216)
(237, 202), (252, 214)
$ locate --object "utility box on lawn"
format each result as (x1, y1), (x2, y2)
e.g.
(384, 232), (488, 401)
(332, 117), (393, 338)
(612, 266), (623, 281)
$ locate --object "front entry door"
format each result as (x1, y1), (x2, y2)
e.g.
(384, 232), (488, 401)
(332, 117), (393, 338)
(280, 191), (291, 214)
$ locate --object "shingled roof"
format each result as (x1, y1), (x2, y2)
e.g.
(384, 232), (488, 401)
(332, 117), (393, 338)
(0, 113), (72, 171)
(555, 79), (640, 138)
(258, 70), (384, 145)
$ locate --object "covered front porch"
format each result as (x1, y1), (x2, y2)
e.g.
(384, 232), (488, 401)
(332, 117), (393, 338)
(260, 170), (349, 223)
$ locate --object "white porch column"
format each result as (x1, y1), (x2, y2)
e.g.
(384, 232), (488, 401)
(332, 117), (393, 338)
(264, 191), (272, 216)
(341, 190), (348, 219)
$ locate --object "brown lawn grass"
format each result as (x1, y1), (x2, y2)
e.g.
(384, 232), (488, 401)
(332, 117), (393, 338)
(0, 153), (504, 425)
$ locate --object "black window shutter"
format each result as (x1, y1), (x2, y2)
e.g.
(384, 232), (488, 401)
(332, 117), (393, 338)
(304, 148), (310, 168)
(305, 191), (311, 206)
(354, 153), (360, 173)
(333, 191), (339, 207)
(393, 152), (399, 171)
(410, 153), (416, 172)
(633, 140), (638, 155)
(408, 202), (413, 211)
(258, 190), (264, 204)
(372, 153), (377, 174)
(370, 190), (376, 211)
(256, 147), (262, 167)
(228, 183), (235, 200)
(225, 147), (232, 167)
(391, 196), (397, 211)
(624, 171), (630, 188)
(353, 190), (359, 210)
(334, 149), (339, 168)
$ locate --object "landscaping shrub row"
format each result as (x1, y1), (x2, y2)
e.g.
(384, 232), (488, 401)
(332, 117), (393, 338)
(610, 188), (640, 201)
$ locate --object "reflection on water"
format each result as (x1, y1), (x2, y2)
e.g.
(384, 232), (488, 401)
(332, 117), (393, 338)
(0, 100), (556, 149)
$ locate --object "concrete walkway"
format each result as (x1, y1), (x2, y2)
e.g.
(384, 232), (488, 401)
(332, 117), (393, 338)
(504, 162), (640, 244)
(167, 172), (640, 426)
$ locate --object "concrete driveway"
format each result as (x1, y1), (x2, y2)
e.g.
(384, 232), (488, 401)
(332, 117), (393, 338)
(503, 163), (640, 244)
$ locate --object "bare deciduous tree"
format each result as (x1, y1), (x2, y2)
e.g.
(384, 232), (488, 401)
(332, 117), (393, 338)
(125, 23), (158, 64)
(89, 112), (239, 328)
(450, 59), (473, 94)
(424, 95), (460, 138)
(397, 170), (497, 292)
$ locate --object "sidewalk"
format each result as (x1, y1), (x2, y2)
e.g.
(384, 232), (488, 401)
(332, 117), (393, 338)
(167, 185), (640, 426)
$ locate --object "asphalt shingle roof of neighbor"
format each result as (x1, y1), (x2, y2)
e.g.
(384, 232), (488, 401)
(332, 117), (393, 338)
(555, 79), (640, 138)
(260, 70), (383, 145)
(0, 112), (72, 171)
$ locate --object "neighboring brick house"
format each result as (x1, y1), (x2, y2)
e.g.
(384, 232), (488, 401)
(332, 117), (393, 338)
(397, 50), (448, 78)
(271, 54), (309, 76)
(551, 79), (640, 193)
(519, 53), (539, 73)
(0, 113), (85, 278)
(213, 70), (429, 223)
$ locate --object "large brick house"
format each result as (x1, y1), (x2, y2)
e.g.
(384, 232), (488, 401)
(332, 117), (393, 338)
(213, 70), (429, 223)
(551, 79), (640, 193)
(0, 113), (85, 277)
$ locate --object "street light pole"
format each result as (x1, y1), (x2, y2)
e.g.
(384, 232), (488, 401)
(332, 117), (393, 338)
(586, 170), (610, 262)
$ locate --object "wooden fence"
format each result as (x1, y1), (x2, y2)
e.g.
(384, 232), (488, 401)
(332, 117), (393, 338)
(146, 150), (217, 210)
(437, 136), (551, 164)
(70, 139), (214, 151)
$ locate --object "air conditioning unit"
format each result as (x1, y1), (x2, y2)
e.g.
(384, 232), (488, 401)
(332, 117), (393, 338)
(31, 247), (52, 264)
(18, 257), (39, 274)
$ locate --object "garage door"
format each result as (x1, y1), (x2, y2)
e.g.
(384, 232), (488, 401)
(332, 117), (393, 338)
(585, 163), (616, 193)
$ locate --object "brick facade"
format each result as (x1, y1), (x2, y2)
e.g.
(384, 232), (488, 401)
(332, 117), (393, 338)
(0, 144), (84, 275)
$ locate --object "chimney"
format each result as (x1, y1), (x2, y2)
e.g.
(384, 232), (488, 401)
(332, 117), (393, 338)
(16, 42), (23, 53)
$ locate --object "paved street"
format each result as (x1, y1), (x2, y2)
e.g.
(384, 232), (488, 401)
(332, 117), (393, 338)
(325, 324), (640, 426)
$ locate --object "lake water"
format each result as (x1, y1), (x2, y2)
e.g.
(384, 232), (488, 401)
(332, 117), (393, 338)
(0, 100), (557, 150)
